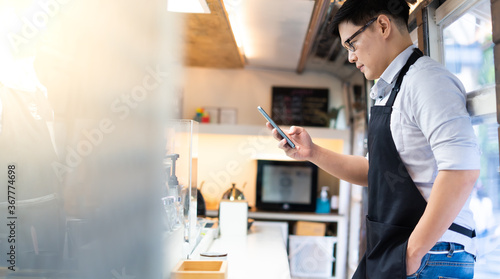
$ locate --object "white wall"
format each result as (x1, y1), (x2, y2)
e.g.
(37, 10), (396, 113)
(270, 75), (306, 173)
(182, 67), (344, 125)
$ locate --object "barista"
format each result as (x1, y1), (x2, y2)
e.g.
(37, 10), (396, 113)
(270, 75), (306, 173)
(266, 0), (480, 278)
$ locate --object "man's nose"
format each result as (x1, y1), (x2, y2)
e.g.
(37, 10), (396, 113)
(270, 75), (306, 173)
(348, 50), (357, 63)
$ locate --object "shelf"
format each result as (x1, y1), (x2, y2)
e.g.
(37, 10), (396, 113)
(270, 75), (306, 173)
(199, 124), (350, 141)
(198, 124), (351, 162)
(206, 209), (344, 223)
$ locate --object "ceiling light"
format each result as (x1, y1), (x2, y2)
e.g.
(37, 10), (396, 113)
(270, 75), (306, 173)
(222, 0), (245, 55)
(167, 0), (211, 14)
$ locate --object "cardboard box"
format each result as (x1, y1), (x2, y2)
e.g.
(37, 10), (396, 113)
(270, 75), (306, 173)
(294, 221), (326, 236)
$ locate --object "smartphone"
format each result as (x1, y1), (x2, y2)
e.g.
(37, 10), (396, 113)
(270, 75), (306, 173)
(257, 106), (296, 149)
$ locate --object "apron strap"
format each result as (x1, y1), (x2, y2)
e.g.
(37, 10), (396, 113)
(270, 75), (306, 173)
(385, 48), (424, 108)
(384, 48), (477, 240)
(449, 223), (476, 238)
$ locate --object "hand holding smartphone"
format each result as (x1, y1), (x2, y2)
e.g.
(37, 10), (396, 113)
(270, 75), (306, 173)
(257, 106), (296, 149)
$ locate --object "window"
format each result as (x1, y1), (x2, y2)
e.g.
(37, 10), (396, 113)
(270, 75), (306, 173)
(471, 120), (500, 277)
(440, 0), (500, 277)
(442, 0), (495, 92)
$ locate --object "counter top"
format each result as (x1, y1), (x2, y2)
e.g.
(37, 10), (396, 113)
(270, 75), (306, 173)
(196, 221), (291, 279)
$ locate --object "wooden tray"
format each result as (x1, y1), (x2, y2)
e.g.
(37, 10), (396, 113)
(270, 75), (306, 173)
(171, 260), (228, 279)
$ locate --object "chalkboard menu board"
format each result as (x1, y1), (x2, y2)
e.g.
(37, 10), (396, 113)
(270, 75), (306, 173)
(271, 86), (329, 127)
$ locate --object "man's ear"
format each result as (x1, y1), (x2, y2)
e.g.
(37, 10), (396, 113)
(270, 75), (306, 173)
(376, 14), (392, 39)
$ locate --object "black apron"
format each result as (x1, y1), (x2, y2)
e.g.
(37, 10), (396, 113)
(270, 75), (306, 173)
(353, 49), (475, 279)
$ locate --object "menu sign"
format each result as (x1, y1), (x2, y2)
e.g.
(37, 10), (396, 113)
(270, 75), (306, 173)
(271, 86), (329, 127)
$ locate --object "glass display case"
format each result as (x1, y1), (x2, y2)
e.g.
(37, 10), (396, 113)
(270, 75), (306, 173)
(164, 120), (199, 258)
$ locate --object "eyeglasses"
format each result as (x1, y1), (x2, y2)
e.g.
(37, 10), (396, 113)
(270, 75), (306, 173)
(342, 17), (377, 52)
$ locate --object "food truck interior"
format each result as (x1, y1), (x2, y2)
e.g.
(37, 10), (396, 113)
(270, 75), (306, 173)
(0, 0), (499, 278)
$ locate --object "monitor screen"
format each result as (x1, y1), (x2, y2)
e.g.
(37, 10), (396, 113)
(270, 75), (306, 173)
(256, 160), (318, 212)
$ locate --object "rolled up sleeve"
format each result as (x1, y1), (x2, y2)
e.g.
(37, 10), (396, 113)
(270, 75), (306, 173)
(410, 68), (481, 171)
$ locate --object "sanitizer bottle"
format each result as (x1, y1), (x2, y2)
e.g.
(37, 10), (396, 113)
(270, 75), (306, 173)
(316, 186), (331, 214)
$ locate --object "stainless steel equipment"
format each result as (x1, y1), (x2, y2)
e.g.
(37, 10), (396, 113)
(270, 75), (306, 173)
(221, 183), (246, 201)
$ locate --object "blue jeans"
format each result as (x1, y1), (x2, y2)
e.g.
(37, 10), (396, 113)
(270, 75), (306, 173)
(407, 242), (475, 279)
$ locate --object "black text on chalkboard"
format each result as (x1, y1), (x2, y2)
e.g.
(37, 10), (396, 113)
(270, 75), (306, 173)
(271, 87), (329, 127)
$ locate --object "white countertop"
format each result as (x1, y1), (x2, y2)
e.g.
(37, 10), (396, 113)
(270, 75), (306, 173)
(203, 221), (291, 279)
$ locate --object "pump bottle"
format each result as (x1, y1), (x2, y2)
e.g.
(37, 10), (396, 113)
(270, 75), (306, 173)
(315, 186), (331, 214)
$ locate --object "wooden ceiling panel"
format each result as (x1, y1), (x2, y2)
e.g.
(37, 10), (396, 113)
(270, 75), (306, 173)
(185, 0), (244, 68)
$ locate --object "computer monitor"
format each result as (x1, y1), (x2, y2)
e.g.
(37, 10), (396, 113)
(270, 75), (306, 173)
(256, 160), (318, 212)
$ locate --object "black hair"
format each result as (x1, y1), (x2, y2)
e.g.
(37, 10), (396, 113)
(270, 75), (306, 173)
(329, 0), (410, 36)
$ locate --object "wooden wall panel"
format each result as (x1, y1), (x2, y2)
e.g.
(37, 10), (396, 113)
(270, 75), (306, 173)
(185, 0), (244, 68)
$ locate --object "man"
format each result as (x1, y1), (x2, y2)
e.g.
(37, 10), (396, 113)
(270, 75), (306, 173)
(266, 0), (480, 278)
